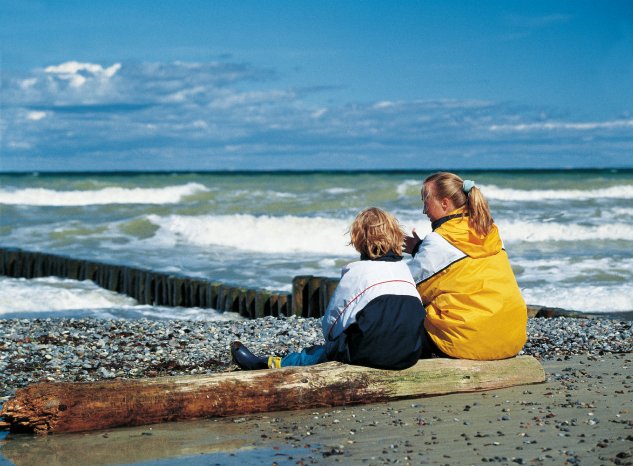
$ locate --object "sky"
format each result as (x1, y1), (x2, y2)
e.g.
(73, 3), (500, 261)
(1, 0), (632, 171)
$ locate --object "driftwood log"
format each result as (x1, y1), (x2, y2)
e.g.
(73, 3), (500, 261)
(1, 356), (545, 434)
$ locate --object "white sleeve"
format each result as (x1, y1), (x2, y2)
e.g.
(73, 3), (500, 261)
(408, 232), (466, 284)
(321, 265), (354, 339)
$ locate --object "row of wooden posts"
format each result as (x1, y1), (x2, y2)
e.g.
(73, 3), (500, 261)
(0, 246), (583, 320)
(0, 247), (340, 319)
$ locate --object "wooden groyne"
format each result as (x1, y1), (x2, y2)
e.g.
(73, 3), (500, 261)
(0, 246), (590, 320)
(0, 247), (289, 319)
(0, 247), (338, 319)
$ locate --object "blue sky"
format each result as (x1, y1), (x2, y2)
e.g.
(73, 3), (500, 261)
(1, 0), (632, 171)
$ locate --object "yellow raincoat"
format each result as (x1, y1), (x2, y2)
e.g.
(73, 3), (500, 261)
(409, 208), (527, 360)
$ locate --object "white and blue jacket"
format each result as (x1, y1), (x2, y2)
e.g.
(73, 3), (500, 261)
(321, 255), (425, 370)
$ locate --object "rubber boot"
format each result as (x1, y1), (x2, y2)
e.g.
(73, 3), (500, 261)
(230, 341), (268, 370)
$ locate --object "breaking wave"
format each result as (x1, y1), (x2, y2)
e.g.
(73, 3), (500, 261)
(0, 183), (209, 206)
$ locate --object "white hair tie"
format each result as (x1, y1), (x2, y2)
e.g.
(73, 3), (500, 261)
(462, 179), (475, 194)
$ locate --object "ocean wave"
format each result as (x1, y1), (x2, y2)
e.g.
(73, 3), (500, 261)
(0, 276), (242, 320)
(0, 276), (137, 312)
(228, 189), (297, 199)
(146, 213), (356, 256)
(499, 220), (633, 242)
(483, 184), (633, 201)
(396, 179), (422, 198)
(0, 183), (209, 206)
(521, 283), (633, 313)
(611, 207), (633, 217)
(323, 187), (356, 195)
(142, 213), (633, 256)
(395, 180), (633, 202)
(513, 257), (633, 283)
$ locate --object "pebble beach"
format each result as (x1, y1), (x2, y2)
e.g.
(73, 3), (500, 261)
(1, 315), (632, 466)
(0, 316), (631, 402)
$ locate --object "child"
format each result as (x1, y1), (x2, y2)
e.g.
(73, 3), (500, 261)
(231, 207), (434, 370)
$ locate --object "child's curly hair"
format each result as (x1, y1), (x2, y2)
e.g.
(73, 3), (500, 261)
(349, 207), (404, 259)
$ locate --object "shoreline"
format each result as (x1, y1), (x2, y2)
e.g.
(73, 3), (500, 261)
(1, 353), (631, 465)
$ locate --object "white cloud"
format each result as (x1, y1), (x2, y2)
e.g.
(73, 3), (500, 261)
(374, 101), (396, 109)
(27, 111), (47, 121)
(489, 119), (633, 132)
(2, 59), (632, 170)
(192, 120), (208, 129)
(162, 85), (207, 103)
(44, 61), (122, 87)
(4, 60), (276, 109)
(311, 108), (328, 118)
(7, 141), (31, 150)
(19, 78), (37, 90)
(210, 90), (293, 109)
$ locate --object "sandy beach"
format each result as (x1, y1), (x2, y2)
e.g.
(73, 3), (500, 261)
(1, 351), (631, 465)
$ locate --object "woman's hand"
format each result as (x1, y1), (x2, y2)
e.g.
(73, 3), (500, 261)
(403, 228), (422, 255)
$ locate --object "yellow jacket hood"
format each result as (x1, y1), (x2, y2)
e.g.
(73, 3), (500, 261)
(434, 208), (503, 259)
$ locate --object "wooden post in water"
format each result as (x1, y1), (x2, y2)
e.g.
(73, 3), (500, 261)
(307, 277), (322, 317)
(292, 275), (311, 317)
(254, 291), (271, 318)
(277, 293), (291, 317)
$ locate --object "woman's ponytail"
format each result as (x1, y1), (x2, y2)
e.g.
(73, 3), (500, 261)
(424, 172), (494, 237)
(466, 186), (493, 237)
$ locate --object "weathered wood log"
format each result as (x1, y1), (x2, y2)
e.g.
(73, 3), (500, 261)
(0, 356), (544, 435)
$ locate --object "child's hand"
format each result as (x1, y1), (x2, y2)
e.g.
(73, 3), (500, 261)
(403, 228), (422, 254)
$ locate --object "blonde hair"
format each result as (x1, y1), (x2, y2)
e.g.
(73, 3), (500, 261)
(349, 207), (404, 259)
(424, 172), (494, 236)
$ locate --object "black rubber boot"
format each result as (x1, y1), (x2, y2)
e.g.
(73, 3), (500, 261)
(231, 341), (268, 370)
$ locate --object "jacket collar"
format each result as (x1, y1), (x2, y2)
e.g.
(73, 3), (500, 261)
(360, 251), (403, 262)
(432, 207), (468, 231)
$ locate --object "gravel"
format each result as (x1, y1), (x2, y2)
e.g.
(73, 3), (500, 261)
(0, 315), (631, 401)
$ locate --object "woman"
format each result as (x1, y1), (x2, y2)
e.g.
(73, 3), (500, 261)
(405, 172), (527, 360)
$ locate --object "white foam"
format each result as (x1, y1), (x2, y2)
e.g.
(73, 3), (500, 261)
(146, 213), (357, 255)
(396, 181), (633, 202)
(141, 211), (633, 255)
(0, 276), (242, 321)
(513, 256), (633, 313)
(0, 276), (136, 312)
(230, 189), (296, 199)
(522, 283), (633, 313)
(0, 183), (209, 206)
(513, 257), (633, 283)
(323, 187), (356, 195)
(318, 258), (339, 268)
(499, 220), (633, 242)
(396, 179), (422, 198)
(483, 184), (633, 201)
(611, 207), (633, 217)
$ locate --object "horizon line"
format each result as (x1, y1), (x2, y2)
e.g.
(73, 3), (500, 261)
(1, 167), (633, 176)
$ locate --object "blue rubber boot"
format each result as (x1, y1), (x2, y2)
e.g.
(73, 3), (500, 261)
(230, 341), (268, 370)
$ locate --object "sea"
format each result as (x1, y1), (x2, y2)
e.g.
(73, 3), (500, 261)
(1, 169), (632, 321)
